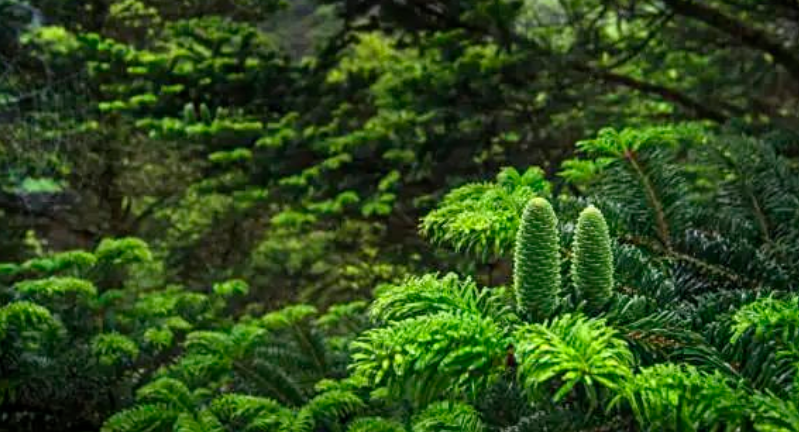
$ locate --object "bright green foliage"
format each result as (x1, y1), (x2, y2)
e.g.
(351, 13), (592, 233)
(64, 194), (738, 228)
(19, 251), (97, 275)
(262, 304), (318, 330)
(370, 273), (514, 324)
(615, 364), (749, 432)
(514, 197), (561, 322)
(4, 0), (799, 427)
(0, 300), (58, 338)
(569, 125), (704, 161)
(515, 314), (633, 408)
(4, 122), (799, 432)
(732, 296), (799, 343)
(422, 167), (551, 261)
(3, 123), (799, 431)
(95, 237), (153, 265)
(92, 333), (140, 366)
(351, 312), (507, 407)
(210, 394), (289, 428)
(347, 417), (406, 432)
(14, 277), (97, 300)
(572, 206), (614, 313)
(102, 404), (184, 432)
(212, 279), (249, 297)
(412, 401), (485, 432)
(752, 391), (799, 432)
(728, 296), (799, 393)
(103, 311), (367, 431)
(143, 326), (174, 349)
(103, 378), (204, 432)
(159, 302), (364, 410)
(0, 239), (255, 429)
(294, 389), (365, 429)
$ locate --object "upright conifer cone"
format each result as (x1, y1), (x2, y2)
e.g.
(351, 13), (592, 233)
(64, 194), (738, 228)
(514, 197), (561, 322)
(572, 205), (614, 313)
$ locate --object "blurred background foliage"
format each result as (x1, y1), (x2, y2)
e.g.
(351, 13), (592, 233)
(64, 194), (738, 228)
(1, 0), (799, 429)
(2, 0), (796, 304)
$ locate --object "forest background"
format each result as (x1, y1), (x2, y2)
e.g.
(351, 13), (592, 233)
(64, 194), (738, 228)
(1, 0), (799, 431)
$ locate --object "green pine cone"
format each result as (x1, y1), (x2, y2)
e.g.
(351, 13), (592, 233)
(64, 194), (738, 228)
(514, 197), (561, 322)
(572, 205), (614, 314)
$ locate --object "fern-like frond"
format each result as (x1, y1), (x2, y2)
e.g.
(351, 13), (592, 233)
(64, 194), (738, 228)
(212, 279), (250, 297)
(164, 354), (232, 389)
(0, 301), (59, 339)
(94, 237), (153, 265)
(412, 401), (484, 432)
(273, 390), (363, 432)
(347, 416), (406, 432)
(370, 273), (514, 324)
(14, 277), (97, 301)
(101, 403), (180, 432)
(611, 243), (676, 305)
(752, 391), (799, 432)
(316, 300), (369, 335)
(613, 363), (749, 432)
(184, 330), (235, 356)
(514, 314), (633, 407)
(297, 389), (364, 425)
(173, 411), (225, 432)
(91, 332), (140, 366)
(211, 393), (289, 430)
(261, 304), (318, 330)
(135, 377), (196, 411)
(731, 296), (799, 344)
(564, 126), (702, 252)
(143, 326), (175, 349)
(20, 250), (97, 276)
(239, 357), (307, 405)
(421, 167), (550, 261)
(727, 296), (799, 393)
(351, 312), (507, 406)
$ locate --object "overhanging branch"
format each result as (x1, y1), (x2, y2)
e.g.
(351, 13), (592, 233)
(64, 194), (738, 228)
(662, 0), (799, 82)
(575, 65), (731, 122)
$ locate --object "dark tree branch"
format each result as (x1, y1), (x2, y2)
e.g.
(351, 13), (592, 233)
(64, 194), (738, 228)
(574, 65), (731, 122)
(662, 0), (799, 82)
(604, 12), (675, 70)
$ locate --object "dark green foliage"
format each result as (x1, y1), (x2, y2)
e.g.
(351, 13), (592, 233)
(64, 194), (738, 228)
(0, 238), (249, 431)
(514, 198), (561, 322)
(3, 0), (799, 429)
(5, 124), (799, 432)
(100, 300), (371, 432)
(572, 206), (614, 314)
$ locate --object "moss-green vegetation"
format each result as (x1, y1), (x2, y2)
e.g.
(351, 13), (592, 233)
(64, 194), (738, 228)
(2, 0), (799, 430)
